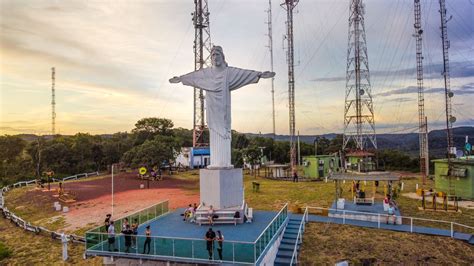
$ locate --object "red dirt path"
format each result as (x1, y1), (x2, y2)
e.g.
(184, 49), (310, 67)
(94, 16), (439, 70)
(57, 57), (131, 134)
(49, 173), (199, 232)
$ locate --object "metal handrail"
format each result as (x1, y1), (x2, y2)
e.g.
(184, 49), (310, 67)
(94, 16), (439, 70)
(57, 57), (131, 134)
(290, 207), (308, 265)
(305, 206), (469, 226)
(254, 203), (288, 243)
(86, 231), (255, 244)
(306, 206), (474, 237)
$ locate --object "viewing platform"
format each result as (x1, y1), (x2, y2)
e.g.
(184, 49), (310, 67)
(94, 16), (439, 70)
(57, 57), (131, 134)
(85, 200), (288, 265)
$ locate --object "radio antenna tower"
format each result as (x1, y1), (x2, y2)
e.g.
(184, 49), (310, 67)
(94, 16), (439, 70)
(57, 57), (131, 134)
(51, 67), (56, 137)
(439, 0), (456, 196)
(343, 0), (377, 151)
(266, 0), (276, 139)
(281, 0), (299, 173)
(413, 0), (429, 184)
(192, 0), (212, 147)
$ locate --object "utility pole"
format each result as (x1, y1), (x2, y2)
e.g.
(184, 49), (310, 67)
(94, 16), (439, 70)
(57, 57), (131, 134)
(51, 67), (56, 137)
(439, 0), (456, 196)
(192, 0), (212, 148)
(343, 0), (377, 151)
(281, 0), (299, 174)
(266, 0), (276, 139)
(413, 0), (429, 184)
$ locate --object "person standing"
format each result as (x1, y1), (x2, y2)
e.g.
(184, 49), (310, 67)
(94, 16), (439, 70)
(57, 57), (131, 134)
(205, 228), (216, 260)
(122, 218), (129, 231)
(216, 230), (224, 261)
(293, 171), (298, 182)
(143, 225), (152, 254)
(131, 218), (138, 248)
(122, 224), (133, 253)
(104, 214), (111, 232)
(108, 221), (117, 251)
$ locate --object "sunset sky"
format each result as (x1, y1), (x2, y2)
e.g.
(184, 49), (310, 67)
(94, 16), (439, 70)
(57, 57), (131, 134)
(1, 0), (473, 136)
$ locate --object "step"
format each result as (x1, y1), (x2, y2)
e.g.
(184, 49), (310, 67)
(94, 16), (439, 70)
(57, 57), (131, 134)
(285, 228), (300, 234)
(274, 256), (293, 265)
(283, 234), (297, 241)
(284, 232), (299, 239)
(276, 250), (294, 258)
(281, 238), (297, 245)
(286, 224), (300, 230)
(274, 256), (294, 265)
(279, 243), (300, 251)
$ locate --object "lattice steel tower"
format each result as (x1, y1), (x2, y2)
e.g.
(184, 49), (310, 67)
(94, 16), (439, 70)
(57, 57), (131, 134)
(414, 0), (429, 184)
(281, 0), (298, 172)
(266, 0), (276, 138)
(343, 0), (377, 151)
(439, 0), (456, 196)
(51, 67), (56, 137)
(192, 0), (212, 147)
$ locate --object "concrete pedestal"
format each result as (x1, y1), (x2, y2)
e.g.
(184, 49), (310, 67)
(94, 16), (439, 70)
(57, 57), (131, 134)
(200, 168), (243, 209)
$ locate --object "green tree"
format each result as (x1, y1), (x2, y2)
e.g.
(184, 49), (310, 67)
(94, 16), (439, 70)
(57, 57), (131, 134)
(243, 145), (262, 174)
(132, 117), (174, 145)
(121, 135), (179, 168)
(0, 135), (26, 178)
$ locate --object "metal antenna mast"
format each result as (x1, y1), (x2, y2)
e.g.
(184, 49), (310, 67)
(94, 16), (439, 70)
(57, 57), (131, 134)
(439, 0), (456, 196)
(266, 0), (276, 139)
(343, 0), (377, 151)
(51, 67), (56, 137)
(281, 0), (298, 173)
(192, 0), (212, 147)
(414, 0), (429, 184)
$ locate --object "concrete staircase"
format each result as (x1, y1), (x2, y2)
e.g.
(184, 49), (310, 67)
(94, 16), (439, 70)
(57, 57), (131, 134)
(274, 217), (302, 265)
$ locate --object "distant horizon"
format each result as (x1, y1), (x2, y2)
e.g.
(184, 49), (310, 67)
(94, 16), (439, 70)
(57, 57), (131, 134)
(5, 125), (473, 138)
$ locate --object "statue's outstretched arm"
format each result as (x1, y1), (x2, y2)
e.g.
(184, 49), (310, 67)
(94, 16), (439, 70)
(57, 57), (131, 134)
(169, 76), (181, 83)
(259, 71), (276, 79)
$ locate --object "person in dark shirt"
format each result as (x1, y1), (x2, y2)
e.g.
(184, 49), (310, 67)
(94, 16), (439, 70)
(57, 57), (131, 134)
(205, 227), (216, 260)
(143, 225), (152, 254)
(216, 230), (224, 261)
(121, 224), (133, 253)
(104, 214), (111, 232)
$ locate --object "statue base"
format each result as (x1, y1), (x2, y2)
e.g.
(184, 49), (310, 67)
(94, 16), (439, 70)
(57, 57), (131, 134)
(199, 168), (243, 209)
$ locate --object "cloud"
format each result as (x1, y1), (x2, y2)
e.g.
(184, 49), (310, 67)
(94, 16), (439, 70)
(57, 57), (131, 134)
(374, 82), (474, 98)
(310, 61), (474, 83)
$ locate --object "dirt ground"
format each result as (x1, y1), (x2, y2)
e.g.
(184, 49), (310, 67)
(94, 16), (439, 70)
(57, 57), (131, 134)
(27, 173), (200, 232)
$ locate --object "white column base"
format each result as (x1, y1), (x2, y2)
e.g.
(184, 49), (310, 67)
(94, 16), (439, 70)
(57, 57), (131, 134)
(199, 168), (243, 209)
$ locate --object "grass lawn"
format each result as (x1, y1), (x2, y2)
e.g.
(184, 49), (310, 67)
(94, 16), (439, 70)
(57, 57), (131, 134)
(299, 223), (474, 264)
(0, 218), (101, 265)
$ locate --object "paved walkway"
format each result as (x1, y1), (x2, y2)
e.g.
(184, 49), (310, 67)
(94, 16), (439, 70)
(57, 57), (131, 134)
(306, 214), (474, 245)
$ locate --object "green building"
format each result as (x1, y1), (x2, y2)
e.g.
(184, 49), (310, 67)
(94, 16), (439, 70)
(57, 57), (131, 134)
(345, 151), (376, 172)
(432, 156), (474, 200)
(302, 155), (341, 179)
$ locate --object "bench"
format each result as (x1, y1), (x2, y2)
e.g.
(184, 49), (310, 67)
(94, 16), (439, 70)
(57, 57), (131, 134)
(252, 181), (260, 192)
(354, 197), (374, 205)
(196, 210), (242, 226)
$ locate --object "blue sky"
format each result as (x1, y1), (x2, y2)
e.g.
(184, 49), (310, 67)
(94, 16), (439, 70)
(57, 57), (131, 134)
(1, 0), (473, 135)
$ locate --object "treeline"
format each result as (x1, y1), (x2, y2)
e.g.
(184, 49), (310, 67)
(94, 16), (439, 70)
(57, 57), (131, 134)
(0, 118), (190, 185)
(0, 117), (425, 185)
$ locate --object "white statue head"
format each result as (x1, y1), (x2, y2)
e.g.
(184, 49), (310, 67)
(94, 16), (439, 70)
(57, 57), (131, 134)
(211, 46), (228, 67)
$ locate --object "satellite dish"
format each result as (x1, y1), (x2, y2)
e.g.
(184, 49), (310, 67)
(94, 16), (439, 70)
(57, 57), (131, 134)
(359, 89), (365, 96)
(448, 91), (454, 97)
(449, 116), (456, 123)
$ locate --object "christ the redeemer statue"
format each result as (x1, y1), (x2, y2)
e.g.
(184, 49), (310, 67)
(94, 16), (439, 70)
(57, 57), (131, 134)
(170, 46), (275, 169)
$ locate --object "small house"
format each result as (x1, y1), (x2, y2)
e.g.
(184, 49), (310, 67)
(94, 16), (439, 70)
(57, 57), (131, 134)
(432, 156), (474, 200)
